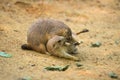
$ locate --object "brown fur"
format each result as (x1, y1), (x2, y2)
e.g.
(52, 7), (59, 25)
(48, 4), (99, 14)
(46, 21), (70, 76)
(47, 35), (79, 60)
(21, 19), (79, 60)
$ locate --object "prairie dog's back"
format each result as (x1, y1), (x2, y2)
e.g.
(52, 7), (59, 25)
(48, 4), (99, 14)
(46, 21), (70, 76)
(27, 19), (72, 47)
(28, 19), (71, 35)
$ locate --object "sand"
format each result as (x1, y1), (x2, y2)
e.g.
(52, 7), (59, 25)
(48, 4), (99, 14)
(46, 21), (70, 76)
(0, 0), (120, 80)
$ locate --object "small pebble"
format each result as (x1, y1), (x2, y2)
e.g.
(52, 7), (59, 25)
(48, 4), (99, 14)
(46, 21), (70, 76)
(14, 30), (19, 32)
(91, 42), (102, 47)
(108, 72), (118, 79)
(65, 18), (71, 22)
(115, 40), (120, 45)
(76, 62), (83, 67)
(31, 64), (35, 67)
(21, 76), (32, 80)
(19, 66), (24, 70)
(0, 52), (12, 58)
(44, 65), (69, 71)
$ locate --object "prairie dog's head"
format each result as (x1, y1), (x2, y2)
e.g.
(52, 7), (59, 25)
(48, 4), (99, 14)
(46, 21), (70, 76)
(47, 36), (66, 52)
(47, 35), (79, 54)
(52, 36), (66, 49)
(64, 42), (79, 54)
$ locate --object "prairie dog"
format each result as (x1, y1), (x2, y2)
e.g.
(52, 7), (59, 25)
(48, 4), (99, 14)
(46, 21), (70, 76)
(47, 35), (79, 61)
(21, 19), (77, 60)
(21, 19), (78, 54)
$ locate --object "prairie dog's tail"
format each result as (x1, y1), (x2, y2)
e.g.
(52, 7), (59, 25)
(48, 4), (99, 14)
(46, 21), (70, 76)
(76, 29), (89, 35)
(21, 44), (32, 50)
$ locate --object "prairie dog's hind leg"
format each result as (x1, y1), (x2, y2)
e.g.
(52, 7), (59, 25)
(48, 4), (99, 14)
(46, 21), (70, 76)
(34, 44), (49, 54)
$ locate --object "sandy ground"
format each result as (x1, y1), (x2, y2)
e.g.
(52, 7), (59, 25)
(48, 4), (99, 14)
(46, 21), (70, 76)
(0, 0), (120, 80)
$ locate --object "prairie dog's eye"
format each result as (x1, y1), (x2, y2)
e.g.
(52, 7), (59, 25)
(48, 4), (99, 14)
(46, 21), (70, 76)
(58, 40), (61, 43)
